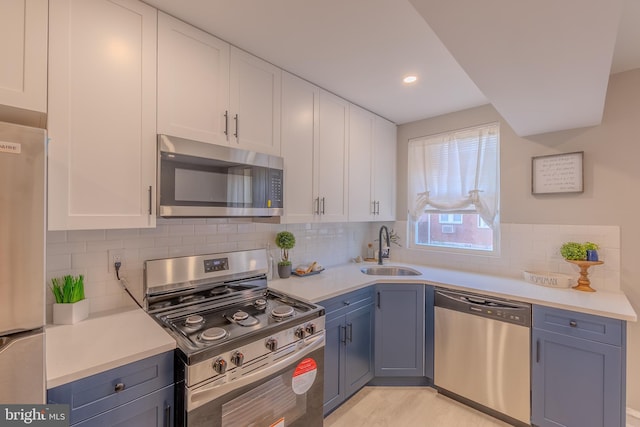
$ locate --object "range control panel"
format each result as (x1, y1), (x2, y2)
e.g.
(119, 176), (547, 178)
(204, 257), (229, 273)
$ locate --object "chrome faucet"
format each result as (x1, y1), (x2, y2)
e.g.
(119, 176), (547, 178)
(378, 225), (390, 265)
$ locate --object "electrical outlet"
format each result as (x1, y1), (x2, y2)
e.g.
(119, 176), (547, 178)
(108, 249), (124, 272)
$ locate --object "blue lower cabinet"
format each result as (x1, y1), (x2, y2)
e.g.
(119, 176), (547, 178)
(320, 287), (374, 415)
(531, 306), (626, 427)
(48, 351), (174, 427)
(374, 284), (425, 377)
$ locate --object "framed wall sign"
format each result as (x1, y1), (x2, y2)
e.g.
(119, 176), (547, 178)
(531, 151), (584, 194)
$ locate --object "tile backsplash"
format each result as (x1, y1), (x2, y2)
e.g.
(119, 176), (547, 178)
(46, 218), (372, 321)
(46, 219), (620, 321)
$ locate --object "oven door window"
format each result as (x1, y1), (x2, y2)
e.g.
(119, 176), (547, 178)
(186, 347), (324, 427)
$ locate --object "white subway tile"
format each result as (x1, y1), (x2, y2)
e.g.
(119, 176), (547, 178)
(72, 252), (107, 270)
(169, 224), (195, 236)
(67, 230), (106, 242)
(47, 254), (71, 271)
(106, 229), (140, 240)
(86, 239), (123, 253)
(47, 231), (67, 243)
(47, 241), (86, 255)
(154, 236), (183, 247)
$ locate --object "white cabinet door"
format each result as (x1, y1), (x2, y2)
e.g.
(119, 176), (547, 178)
(373, 116), (396, 221)
(157, 12), (230, 145)
(281, 72), (318, 223)
(0, 0), (47, 126)
(230, 47), (281, 156)
(48, 0), (157, 230)
(318, 90), (349, 222)
(348, 105), (375, 221)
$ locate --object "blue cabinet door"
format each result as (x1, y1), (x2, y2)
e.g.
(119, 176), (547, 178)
(532, 328), (622, 427)
(344, 303), (374, 396)
(374, 284), (425, 377)
(323, 313), (345, 415)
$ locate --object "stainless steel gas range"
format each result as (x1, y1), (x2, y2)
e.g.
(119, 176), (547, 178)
(143, 249), (325, 427)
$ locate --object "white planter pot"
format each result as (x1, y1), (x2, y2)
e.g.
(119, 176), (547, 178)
(53, 299), (90, 325)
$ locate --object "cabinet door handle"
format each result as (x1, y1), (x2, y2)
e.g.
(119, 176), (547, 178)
(377, 292), (381, 309)
(569, 320), (577, 327)
(343, 300), (351, 306)
(148, 186), (152, 215)
(224, 110), (229, 136)
(321, 197), (325, 215)
(340, 325), (347, 344)
(371, 201), (376, 215)
(164, 405), (171, 427)
(376, 201), (380, 215)
(314, 197), (320, 215)
(536, 340), (540, 363)
(234, 114), (239, 138)
(114, 382), (126, 393)
(347, 323), (353, 343)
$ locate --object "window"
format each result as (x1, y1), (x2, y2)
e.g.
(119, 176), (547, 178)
(408, 123), (499, 253)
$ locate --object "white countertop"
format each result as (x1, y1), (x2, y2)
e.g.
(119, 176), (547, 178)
(46, 308), (176, 389)
(269, 262), (637, 322)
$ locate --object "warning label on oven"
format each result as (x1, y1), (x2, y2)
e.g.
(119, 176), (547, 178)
(291, 358), (317, 395)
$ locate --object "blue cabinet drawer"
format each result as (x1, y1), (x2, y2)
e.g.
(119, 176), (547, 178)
(48, 351), (174, 425)
(73, 384), (174, 427)
(320, 287), (373, 318)
(533, 305), (624, 346)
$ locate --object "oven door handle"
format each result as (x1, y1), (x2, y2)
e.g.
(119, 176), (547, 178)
(187, 331), (326, 411)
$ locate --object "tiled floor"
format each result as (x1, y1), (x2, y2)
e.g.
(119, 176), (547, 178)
(324, 386), (512, 427)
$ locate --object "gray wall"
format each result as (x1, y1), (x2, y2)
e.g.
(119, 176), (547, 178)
(397, 68), (640, 412)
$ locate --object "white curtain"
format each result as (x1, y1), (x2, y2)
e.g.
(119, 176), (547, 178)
(408, 123), (499, 229)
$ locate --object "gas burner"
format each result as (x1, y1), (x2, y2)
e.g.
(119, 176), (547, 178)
(180, 294), (206, 304)
(199, 327), (227, 342)
(232, 311), (249, 321)
(254, 298), (267, 310)
(225, 311), (260, 327)
(184, 315), (204, 327)
(271, 305), (295, 320)
(210, 286), (231, 296)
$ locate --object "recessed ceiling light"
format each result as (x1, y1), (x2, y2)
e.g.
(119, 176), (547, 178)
(403, 75), (418, 84)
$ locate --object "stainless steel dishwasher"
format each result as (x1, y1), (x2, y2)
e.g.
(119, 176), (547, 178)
(434, 288), (531, 426)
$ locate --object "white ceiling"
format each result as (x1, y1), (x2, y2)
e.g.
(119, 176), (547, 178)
(143, 0), (640, 136)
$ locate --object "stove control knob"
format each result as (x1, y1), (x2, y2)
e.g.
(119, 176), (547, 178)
(294, 328), (306, 339)
(265, 338), (278, 352)
(231, 351), (244, 367)
(213, 358), (227, 374)
(305, 324), (316, 335)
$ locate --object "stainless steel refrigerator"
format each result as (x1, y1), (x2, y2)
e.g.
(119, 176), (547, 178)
(0, 121), (46, 403)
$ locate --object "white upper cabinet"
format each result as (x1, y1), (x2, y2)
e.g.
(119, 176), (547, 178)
(372, 116), (397, 221)
(348, 105), (376, 221)
(281, 72), (318, 223)
(317, 90), (349, 222)
(229, 47), (281, 156)
(157, 15), (281, 156)
(0, 0), (47, 127)
(348, 105), (396, 222)
(48, 0), (157, 230)
(157, 12), (230, 146)
(281, 75), (349, 223)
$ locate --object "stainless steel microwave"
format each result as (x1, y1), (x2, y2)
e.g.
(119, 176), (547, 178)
(157, 135), (283, 217)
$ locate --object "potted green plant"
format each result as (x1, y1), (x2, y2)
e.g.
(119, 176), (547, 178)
(50, 274), (89, 324)
(275, 231), (296, 279)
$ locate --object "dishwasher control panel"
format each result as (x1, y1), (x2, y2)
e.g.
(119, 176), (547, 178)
(435, 288), (531, 327)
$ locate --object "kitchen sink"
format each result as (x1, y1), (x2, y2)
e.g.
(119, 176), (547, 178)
(360, 266), (422, 276)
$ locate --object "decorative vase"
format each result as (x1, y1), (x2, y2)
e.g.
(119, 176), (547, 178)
(277, 264), (292, 279)
(53, 299), (90, 325)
